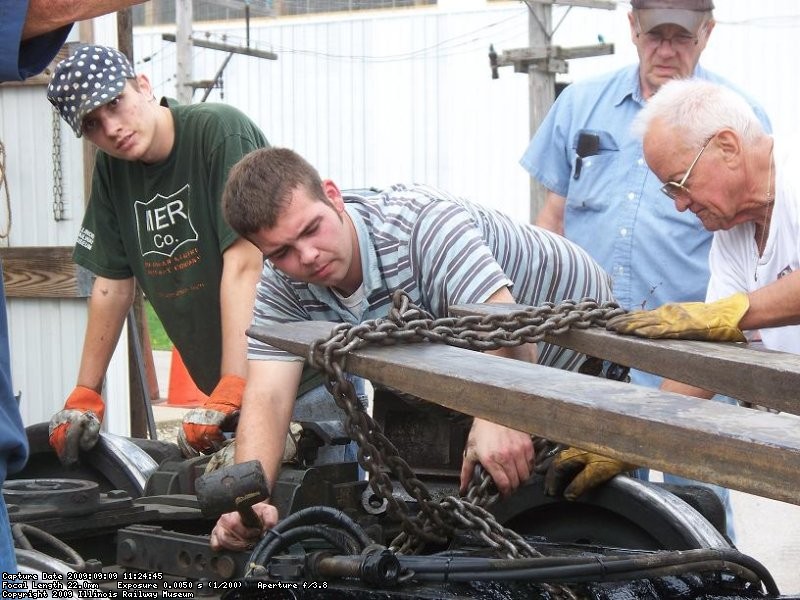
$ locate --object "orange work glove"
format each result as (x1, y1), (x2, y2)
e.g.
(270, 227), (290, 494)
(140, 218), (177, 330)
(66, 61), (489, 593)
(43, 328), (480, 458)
(49, 386), (106, 467)
(177, 375), (245, 457)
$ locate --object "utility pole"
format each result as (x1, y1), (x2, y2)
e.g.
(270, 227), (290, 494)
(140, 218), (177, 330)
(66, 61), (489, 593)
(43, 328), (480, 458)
(118, 8), (160, 438)
(176, 0), (194, 104)
(492, 0), (616, 220)
(527, 2), (553, 221)
(167, 1), (277, 101)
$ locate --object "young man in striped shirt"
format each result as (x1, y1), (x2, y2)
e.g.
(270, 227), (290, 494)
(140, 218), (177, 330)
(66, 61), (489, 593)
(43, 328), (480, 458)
(211, 147), (615, 550)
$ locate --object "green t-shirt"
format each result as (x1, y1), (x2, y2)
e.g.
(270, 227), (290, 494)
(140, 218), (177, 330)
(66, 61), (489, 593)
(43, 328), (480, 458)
(74, 100), (269, 394)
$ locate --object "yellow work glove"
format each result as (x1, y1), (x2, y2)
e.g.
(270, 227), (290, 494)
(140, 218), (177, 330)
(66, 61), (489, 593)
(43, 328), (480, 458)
(605, 292), (749, 342)
(544, 447), (637, 501)
(49, 386), (106, 467)
(177, 375), (245, 457)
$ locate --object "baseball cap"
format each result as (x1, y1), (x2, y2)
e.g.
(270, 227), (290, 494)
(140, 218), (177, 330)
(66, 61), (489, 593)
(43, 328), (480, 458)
(47, 45), (136, 137)
(631, 0), (714, 35)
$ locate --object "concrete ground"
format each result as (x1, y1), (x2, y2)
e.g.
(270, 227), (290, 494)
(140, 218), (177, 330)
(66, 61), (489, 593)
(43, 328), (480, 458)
(731, 491), (800, 595)
(150, 351), (800, 595)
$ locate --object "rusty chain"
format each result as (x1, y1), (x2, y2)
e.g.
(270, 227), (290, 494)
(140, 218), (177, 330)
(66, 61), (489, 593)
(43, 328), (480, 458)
(51, 107), (66, 222)
(0, 140), (10, 239)
(307, 290), (623, 594)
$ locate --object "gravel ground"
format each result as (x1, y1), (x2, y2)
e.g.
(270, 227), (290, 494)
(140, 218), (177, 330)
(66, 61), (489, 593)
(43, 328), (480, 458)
(731, 491), (800, 595)
(156, 419), (182, 445)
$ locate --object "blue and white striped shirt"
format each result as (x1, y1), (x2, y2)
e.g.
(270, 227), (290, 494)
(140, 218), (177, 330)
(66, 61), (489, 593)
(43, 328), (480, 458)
(249, 184), (613, 371)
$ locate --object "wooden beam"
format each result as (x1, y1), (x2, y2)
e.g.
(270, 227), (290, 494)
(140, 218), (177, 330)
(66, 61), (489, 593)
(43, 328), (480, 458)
(161, 34), (278, 61)
(498, 43), (614, 66)
(552, 0), (617, 9)
(0, 246), (91, 299)
(203, 0), (274, 16)
(248, 320), (800, 506)
(450, 303), (800, 416)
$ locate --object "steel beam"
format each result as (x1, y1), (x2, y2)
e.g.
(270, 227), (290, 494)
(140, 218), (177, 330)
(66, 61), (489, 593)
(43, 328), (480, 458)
(249, 320), (800, 506)
(450, 303), (800, 416)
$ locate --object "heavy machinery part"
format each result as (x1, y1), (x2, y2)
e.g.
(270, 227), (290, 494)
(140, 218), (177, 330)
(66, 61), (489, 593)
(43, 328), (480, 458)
(195, 460), (270, 527)
(144, 455), (211, 496)
(117, 524), (247, 580)
(15, 548), (78, 598)
(94, 432), (159, 495)
(490, 475), (728, 551)
(17, 423), (163, 497)
(12, 522), (86, 571)
(452, 302), (800, 415)
(4, 478), (100, 518)
(252, 318), (800, 507)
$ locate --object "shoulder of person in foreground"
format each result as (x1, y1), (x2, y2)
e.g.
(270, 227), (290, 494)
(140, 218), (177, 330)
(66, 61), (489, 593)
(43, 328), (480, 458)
(174, 101), (269, 143)
(0, 2), (69, 82)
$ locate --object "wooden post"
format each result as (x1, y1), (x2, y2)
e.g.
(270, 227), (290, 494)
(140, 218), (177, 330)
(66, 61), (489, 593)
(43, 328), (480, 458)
(527, 2), (553, 222)
(176, 0), (194, 104)
(117, 9), (159, 437)
(492, 1), (617, 221)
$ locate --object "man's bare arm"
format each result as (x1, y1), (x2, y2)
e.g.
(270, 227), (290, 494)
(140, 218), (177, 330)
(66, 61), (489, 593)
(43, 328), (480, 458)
(740, 270), (800, 330)
(76, 276), (136, 392)
(23, 0), (148, 40)
(211, 358), (304, 551)
(218, 238), (264, 378)
(534, 191), (566, 235)
(459, 286), (536, 495)
(661, 378), (714, 400)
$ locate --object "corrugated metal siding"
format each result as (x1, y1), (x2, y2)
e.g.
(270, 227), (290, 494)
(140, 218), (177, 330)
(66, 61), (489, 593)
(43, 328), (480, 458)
(134, 4), (532, 220)
(0, 84), (91, 427)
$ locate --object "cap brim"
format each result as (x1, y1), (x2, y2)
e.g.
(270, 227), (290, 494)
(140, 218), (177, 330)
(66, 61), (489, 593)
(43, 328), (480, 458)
(72, 87), (126, 138)
(636, 8), (706, 35)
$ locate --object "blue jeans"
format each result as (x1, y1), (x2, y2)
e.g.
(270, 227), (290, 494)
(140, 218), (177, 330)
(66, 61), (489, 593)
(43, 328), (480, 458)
(0, 273), (25, 581)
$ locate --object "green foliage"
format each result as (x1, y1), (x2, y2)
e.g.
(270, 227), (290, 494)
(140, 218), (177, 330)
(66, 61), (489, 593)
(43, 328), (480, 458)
(145, 301), (172, 351)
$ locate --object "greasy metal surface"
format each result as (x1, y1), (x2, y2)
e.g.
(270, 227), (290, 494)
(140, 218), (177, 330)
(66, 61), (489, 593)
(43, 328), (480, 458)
(222, 560), (778, 600)
(4, 478), (100, 517)
(250, 320), (800, 505)
(117, 524), (248, 580)
(451, 303), (800, 415)
(490, 476), (728, 551)
(95, 432), (159, 495)
(15, 424), (163, 499)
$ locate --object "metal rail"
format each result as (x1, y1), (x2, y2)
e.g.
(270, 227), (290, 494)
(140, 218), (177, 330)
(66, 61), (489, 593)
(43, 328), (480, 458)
(451, 303), (800, 416)
(250, 320), (800, 507)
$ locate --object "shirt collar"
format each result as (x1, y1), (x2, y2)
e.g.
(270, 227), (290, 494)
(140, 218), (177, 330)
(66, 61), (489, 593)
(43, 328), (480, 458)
(614, 63), (708, 108)
(303, 199), (381, 310)
(344, 200), (383, 295)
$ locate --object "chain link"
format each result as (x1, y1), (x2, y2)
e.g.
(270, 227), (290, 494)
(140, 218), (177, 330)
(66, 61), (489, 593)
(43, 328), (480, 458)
(307, 291), (623, 596)
(51, 107), (66, 222)
(0, 141), (10, 239)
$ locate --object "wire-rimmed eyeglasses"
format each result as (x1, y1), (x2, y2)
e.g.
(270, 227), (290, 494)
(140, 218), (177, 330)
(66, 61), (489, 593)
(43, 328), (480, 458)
(660, 137), (713, 201)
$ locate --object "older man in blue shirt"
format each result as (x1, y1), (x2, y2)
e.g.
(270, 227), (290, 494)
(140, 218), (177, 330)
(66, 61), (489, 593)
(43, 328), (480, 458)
(520, 0), (771, 540)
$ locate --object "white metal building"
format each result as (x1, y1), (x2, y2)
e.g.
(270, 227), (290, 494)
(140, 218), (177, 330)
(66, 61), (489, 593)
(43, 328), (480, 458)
(1, 0), (798, 433)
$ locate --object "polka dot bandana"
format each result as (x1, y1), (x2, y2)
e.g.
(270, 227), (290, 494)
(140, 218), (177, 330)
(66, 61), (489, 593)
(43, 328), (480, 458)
(47, 45), (136, 138)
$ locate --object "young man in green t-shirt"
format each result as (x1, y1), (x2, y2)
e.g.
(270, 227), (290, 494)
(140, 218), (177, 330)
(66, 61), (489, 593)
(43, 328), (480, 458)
(46, 45), (266, 463)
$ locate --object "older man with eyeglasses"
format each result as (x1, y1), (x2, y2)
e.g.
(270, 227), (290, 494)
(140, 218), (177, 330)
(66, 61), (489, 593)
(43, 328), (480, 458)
(519, 0), (771, 541)
(609, 78), (799, 355)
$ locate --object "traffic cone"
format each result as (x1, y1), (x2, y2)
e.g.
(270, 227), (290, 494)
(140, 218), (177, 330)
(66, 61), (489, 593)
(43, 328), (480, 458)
(166, 347), (209, 407)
